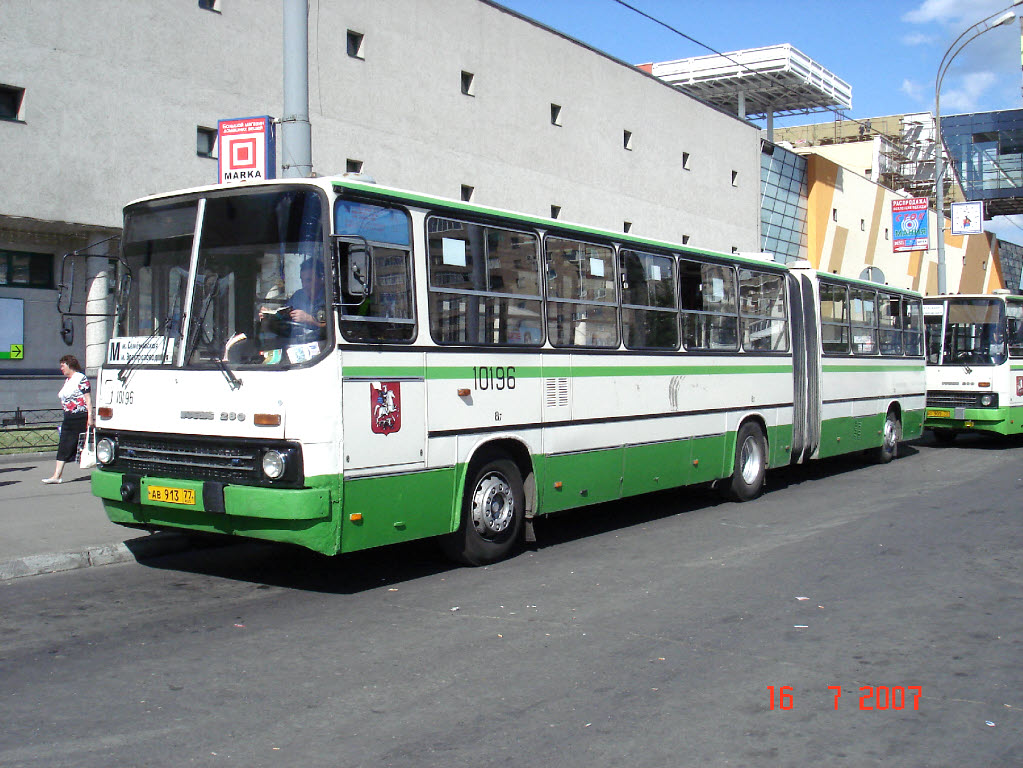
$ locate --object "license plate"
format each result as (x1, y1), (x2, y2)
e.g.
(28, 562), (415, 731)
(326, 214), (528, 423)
(927, 409), (951, 419)
(147, 485), (196, 505)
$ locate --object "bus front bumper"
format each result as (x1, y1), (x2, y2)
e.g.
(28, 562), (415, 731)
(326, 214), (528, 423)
(924, 406), (1015, 435)
(92, 469), (339, 554)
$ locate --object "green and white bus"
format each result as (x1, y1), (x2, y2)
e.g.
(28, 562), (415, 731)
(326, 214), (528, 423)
(92, 176), (926, 564)
(923, 291), (1023, 442)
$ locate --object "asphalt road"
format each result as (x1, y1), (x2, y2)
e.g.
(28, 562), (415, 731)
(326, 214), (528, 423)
(1, 433), (1021, 768)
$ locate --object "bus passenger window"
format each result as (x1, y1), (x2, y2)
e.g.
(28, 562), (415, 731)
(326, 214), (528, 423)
(679, 259), (737, 351)
(546, 237), (619, 348)
(426, 217), (542, 346)
(738, 268), (788, 352)
(878, 293), (903, 356)
(620, 249), (679, 350)
(850, 288), (878, 355)
(819, 283), (850, 354)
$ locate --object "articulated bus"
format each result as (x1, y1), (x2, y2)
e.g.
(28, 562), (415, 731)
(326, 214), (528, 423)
(923, 291), (1023, 442)
(92, 177), (925, 564)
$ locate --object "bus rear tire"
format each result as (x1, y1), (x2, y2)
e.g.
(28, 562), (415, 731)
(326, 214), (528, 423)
(441, 455), (524, 566)
(874, 410), (901, 464)
(724, 422), (767, 502)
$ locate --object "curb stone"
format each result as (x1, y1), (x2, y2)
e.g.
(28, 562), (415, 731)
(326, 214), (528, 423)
(0, 532), (196, 581)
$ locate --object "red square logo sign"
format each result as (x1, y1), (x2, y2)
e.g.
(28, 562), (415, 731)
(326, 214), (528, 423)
(231, 138), (257, 170)
(217, 116), (275, 183)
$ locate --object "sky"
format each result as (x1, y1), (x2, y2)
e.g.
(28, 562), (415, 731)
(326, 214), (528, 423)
(494, 0), (1023, 243)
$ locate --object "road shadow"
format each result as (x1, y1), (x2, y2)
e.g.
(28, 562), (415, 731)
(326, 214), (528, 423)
(911, 430), (1023, 451)
(135, 444), (914, 594)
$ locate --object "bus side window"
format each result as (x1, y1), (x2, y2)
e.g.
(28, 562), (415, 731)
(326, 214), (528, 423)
(738, 268), (788, 352)
(426, 217), (543, 346)
(819, 283), (849, 354)
(878, 293), (903, 356)
(679, 259), (737, 351)
(1007, 303), (1023, 358)
(545, 237), (619, 348)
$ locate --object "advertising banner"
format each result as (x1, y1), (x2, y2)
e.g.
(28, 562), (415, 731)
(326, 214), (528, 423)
(951, 201), (983, 235)
(217, 116), (276, 184)
(891, 197), (930, 253)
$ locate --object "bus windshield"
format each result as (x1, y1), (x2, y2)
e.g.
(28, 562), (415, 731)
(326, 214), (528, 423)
(931, 299), (1006, 366)
(118, 188), (329, 368)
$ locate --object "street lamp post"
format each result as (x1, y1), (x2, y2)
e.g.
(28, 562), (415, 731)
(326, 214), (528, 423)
(934, 5), (1020, 295)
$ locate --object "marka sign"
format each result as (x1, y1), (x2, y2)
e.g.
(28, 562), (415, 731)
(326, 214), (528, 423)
(217, 116), (276, 184)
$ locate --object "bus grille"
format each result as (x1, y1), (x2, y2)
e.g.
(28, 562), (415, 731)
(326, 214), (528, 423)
(116, 436), (259, 482)
(926, 391), (990, 409)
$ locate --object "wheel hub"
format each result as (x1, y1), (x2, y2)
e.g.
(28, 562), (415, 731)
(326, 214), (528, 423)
(471, 473), (514, 536)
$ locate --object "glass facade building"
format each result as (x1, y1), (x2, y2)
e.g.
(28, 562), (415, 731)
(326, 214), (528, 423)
(760, 142), (808, 263)
(942, 109), (1023, 218)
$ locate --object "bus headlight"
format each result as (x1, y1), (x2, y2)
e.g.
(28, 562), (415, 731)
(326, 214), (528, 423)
(96, 437), (116, 465)
(980, 394), (994, 407)
(262, 449), (286, 479)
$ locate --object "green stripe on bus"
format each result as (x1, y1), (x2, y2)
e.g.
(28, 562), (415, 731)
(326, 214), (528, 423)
(344, 363), (793, 379)
(822, 364), (924, 373)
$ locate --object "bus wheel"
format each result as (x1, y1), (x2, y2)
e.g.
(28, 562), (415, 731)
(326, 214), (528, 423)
(932, 428), (957, 445)
(725, 422), (767, 501)
(874, 410), (902, 464)
(442, 456), (524, 566)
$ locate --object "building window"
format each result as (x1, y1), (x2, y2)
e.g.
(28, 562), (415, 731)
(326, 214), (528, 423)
(461, 184), (474, 202)
(347, 30), (365, 59)
(624, 130), (633, 150)
(624, 221), (633, 233)
(551, 103), (562, 126)
(198, 0), (221, 12)
(682, 151), (691, 170)
(550, 205), (561, 219)
(0, 84), (25, 121)
(461, 71), (475, 96)
(682, 235), (690, 245)
(346, 159), (364, 174)
(0, 249), (54, 289)
(731, 170), (739, 187)
(196, 126), (217, 158)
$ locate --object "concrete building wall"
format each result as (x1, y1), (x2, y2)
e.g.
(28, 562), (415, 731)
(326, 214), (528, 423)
(805, 154), (1002, 294)
(0, 0), (760, 409)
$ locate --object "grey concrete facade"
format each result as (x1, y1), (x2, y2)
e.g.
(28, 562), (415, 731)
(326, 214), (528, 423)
(1, 0), (761, 410)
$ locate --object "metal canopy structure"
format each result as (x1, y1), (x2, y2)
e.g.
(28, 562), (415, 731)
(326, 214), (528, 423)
(642, 44), (852, 120)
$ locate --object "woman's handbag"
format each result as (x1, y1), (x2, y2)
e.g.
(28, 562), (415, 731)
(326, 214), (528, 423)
(78, 425), (97, 469)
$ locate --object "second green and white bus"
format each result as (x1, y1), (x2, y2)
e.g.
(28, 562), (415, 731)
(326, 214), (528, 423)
(91, 176), (926, 564)
(924, 291), (1023, 442)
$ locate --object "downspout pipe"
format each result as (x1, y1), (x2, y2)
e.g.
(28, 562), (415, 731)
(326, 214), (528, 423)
(282, 0), (312, 178)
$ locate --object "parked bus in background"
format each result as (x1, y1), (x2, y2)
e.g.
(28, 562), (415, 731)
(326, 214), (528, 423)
(91, 177), (926, 565)
(923, 291), (1023, 442)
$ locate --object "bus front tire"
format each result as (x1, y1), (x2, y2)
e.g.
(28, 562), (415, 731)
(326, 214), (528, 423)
(724, 422), (767, 502)
(442, 456), (524, 566)
(874, 410), (901, 464)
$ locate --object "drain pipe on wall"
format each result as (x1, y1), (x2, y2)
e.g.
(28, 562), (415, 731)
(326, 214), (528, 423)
(281, 0), (312, 178)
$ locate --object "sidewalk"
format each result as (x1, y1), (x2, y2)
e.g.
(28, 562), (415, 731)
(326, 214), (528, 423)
(0, 452), (194, 581)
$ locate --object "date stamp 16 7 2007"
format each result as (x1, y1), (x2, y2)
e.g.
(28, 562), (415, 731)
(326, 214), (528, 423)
(767, 686), (922, 711)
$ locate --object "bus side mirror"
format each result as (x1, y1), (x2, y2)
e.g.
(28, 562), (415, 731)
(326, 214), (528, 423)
(116, 273), (132, 320)
(346, 243), (373, 299)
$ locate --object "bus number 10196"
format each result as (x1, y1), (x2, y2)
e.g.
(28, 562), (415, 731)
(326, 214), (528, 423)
(473, 365), (516, 391)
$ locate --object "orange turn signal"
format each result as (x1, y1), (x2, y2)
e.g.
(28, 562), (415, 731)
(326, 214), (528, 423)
(98, 406), (113, 419)
(457, 388), (471, 397)
(253, 413), (282, 426)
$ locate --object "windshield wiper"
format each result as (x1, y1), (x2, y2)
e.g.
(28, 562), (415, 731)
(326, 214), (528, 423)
(184, 279), (243, 390)
(118, 317), (172, 385)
